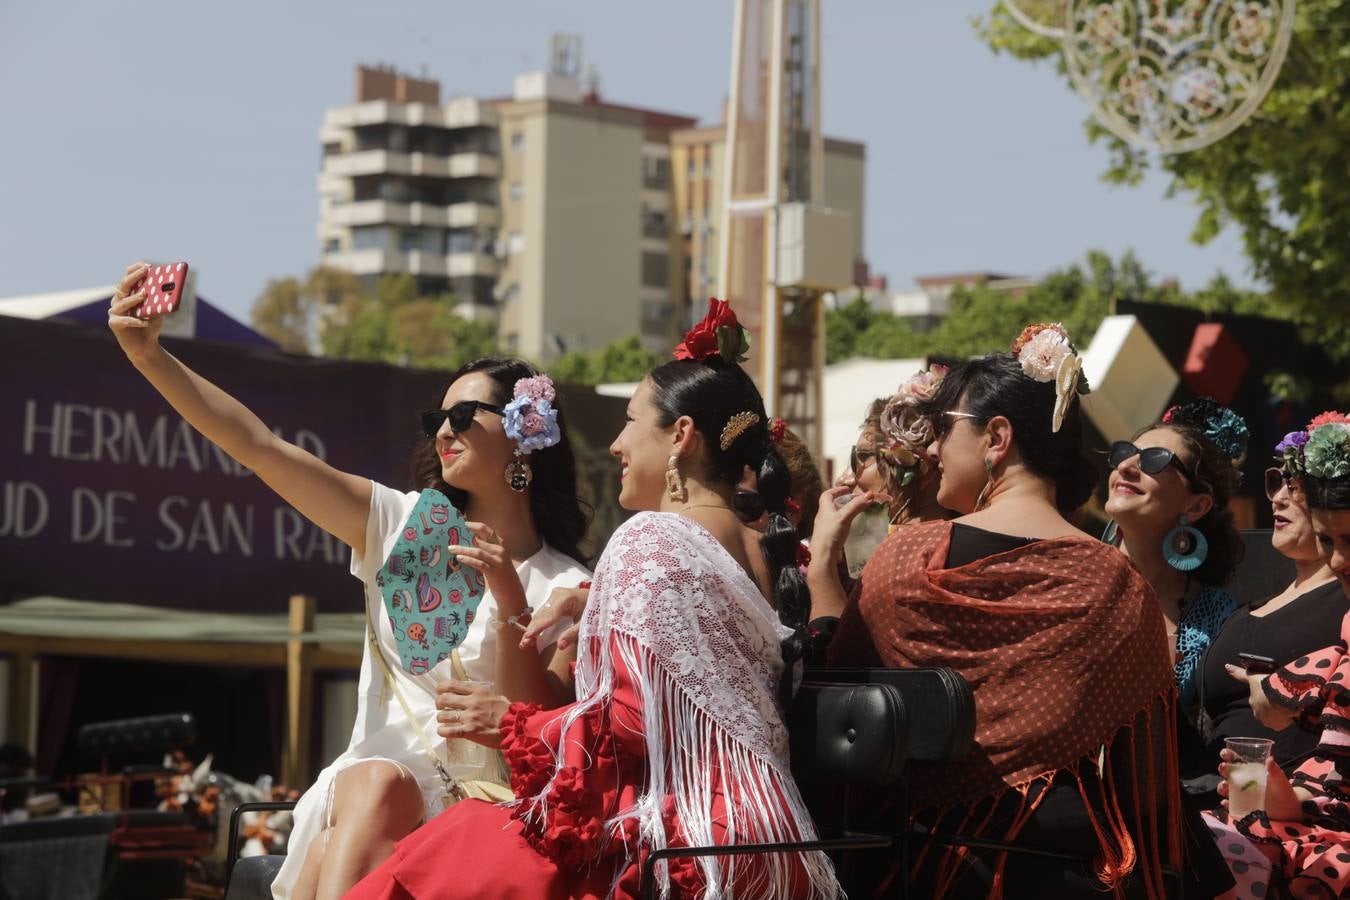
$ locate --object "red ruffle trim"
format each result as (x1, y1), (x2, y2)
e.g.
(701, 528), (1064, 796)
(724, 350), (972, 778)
(498, 702), (706, 894)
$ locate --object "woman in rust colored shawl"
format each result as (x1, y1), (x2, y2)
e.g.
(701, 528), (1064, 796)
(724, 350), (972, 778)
(822, 327), (1185, 900)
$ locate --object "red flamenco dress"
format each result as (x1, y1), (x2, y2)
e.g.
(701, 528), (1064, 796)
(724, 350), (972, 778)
(345, 512), (837, 899)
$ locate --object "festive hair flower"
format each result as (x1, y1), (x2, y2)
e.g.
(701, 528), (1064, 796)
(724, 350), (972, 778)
(878, 365), (948, 487)
(1011, 323), (1089, 433)
(674, 298), (750, 364)
(794, 542), (812, 570)
(784, 496), (801, 517)
(1274, 430), (1310, 476)
(1303, 422), (1350, 481)
(769, 417), (787, 444)
(1308, 411), (1350, 431)
(503, 374), (562, 453)
(1162, 398), (1250, 463)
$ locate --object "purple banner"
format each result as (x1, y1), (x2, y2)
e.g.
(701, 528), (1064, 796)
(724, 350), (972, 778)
(1, 316), (625, 613)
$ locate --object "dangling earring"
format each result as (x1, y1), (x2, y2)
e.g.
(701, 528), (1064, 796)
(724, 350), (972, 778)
(1163, 514), (1208, 571)
(666, 454), (687, 503)
(974, 458), (996, 510)
(1100, 519), (1120, 545)
(504, 450), (532, 494)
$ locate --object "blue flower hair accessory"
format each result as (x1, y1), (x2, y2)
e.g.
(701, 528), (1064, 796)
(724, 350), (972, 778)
(503, 375), (562, 453)
(500, 374), (561, 493)
(1162, 398), (1250, 463)
(1274, 429), (1310, 476)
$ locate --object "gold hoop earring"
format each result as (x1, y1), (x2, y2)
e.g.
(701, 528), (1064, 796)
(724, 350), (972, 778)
(666, 454), (687, 502)
(974, 458), (996, 510)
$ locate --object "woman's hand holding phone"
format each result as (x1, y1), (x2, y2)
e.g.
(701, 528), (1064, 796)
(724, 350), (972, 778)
(108, 262), (165, 364)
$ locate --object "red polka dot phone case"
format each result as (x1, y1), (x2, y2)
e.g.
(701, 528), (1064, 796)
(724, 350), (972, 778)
(131, 262), (189, 319)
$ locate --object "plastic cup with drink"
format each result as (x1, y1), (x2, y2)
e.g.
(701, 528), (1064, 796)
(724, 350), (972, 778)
(1225, 737), (1273, 819)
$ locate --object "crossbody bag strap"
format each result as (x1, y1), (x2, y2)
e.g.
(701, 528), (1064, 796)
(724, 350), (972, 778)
(364, 604), (465, 801)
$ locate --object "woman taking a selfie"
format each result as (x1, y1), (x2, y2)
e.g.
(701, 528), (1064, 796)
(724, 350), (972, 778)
(106, 263), (592, 900)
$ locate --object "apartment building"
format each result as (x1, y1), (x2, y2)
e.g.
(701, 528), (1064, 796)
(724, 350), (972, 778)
(318, 66), (502, 311)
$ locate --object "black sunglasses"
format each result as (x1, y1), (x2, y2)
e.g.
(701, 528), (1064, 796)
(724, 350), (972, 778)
(420, 401), (505, 437)
(1108, 440), (1195, 483)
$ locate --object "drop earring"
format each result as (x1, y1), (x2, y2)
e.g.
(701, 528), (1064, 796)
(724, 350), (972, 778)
(666, 454), (686, 503)
(974, 458), (996, 510)
(1163, 514), (1208, 571)
(504, 450), (532, 493)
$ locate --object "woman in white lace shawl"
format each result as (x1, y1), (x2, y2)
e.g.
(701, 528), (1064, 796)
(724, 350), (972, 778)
(347, 299), (837, 899)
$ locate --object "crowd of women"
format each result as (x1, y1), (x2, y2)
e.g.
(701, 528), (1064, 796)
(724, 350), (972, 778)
(107, 260), (1350, 899)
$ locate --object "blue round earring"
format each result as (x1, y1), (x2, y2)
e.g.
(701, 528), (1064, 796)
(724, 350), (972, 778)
(1164, 515), (1208, 571)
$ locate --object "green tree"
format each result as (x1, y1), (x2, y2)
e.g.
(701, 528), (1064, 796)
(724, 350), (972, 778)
(974, 0), (1350, 347)
(548, 336), (661, 386)
(249, 276), (311, 353)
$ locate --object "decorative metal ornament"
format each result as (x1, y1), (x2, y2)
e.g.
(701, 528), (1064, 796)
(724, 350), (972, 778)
(504, 452), (532, 494)
(1001, 0), (1069, 38)
(1062, 0), (1296, 154)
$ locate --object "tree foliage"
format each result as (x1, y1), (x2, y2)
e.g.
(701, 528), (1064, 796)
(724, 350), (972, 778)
(973, 0), (1350, 344)
(549, 336), (663, 386)
(249, 268), (497, 370)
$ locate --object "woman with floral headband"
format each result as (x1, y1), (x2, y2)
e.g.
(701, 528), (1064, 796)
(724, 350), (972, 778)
(1200, 413), (1350, 899)
(827, 323), (1184, 899)
(1101, 398), (1248, 712)
(105, 263), (592, 899)
(806, 364), (949, 620)
(1191, 420), (1345, 778)
(346, 299), (837, 899)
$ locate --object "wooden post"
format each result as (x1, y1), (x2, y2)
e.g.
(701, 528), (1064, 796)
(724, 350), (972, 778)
(4, 652), (36, 754)
(282, 595), (317, 790)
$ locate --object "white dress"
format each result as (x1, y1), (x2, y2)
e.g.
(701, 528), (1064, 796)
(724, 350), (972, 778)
(271, 482), (591, 899)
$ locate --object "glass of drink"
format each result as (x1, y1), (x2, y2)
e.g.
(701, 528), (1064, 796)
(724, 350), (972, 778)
(1225, 737), (1274, 818)
(443, 680), (495, 776)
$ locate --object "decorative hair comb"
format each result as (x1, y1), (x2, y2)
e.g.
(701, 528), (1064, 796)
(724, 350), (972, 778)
(720, 411), (761, 451)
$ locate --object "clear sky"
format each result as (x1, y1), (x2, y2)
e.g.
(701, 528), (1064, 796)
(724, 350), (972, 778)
(0, 0), (1255, 323)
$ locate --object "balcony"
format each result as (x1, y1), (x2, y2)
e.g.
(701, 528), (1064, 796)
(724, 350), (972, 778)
(322, 150), (500, 180)
(321, 99), (499, 131)
(325, 200), (499, 229)
(321, 248), (499, 279)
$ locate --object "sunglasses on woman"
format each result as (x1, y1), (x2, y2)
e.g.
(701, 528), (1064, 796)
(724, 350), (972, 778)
(1107, 441), (1195, 483)
(1264, 467), (1303, 501)
(850, 446), (877, 476)
(420, 400), (505, 437)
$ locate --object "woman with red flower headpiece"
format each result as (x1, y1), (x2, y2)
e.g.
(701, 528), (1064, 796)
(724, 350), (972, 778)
(346, 299), (837, 899)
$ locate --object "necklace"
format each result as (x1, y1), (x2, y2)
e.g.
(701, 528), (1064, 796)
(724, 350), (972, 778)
(679, 503), (734, 515)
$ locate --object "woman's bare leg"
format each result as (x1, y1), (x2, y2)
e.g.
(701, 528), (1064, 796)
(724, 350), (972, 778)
(288, 827), (327, 900)
(311, 762), (425, 900)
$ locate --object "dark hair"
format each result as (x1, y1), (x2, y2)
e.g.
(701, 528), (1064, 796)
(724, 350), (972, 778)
(1308, 476), (1350, 510)
(922, 353), (1097, 515)
(410, 357), (591, 567)
(646, 359), (808, 631)
(1139, 421), (1246, 587)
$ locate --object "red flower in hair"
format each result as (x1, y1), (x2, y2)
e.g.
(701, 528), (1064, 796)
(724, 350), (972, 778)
(795, 542), (812, 569)
(1308, 411), (1350, 431)
(784, 496), (801, 516)
(769, 417), (787, 444)
(674, 298), (749, 363)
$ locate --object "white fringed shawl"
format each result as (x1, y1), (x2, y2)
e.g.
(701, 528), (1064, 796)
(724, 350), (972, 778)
(515, 511), (837, 899)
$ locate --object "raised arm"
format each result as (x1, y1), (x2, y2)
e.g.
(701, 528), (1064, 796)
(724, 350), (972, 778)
(108, 263), (372, 555)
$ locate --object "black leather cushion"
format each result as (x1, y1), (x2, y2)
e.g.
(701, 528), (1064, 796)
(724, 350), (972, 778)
(808, 667), (975, 764)
(77, 713), (196, 756)
(789, 682), (907, 786)
(225, 855), (286, 900)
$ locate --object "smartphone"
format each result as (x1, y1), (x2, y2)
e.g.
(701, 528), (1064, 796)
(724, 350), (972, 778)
(131, 262), (190, 319)
(1238, 652), (1279, 675)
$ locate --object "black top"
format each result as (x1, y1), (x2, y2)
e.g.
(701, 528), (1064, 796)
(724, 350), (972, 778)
(945, 522), (1040, 568)
(1197, 579), (1350, 769)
